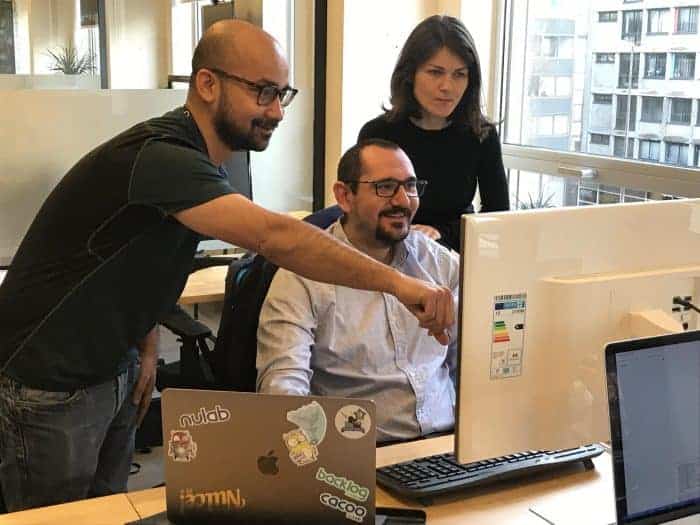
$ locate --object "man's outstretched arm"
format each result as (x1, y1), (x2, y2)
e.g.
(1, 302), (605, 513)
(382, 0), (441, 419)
(174, 194), (454, 342)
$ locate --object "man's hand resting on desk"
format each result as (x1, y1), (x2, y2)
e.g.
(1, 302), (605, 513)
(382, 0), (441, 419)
(133, 327), (159, 426)
(393, 274), (455, 345)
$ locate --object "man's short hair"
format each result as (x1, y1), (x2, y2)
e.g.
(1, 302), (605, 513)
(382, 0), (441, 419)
(190, 32), (226, 85)
(337, 139), (401, 188)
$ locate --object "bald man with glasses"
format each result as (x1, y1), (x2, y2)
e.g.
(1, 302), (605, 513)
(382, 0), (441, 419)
(257, 139), (460, 443)
(0, 21), (453, 511)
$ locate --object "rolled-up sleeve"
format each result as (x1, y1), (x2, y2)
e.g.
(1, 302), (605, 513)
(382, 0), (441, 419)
(256, 269), (318, 395)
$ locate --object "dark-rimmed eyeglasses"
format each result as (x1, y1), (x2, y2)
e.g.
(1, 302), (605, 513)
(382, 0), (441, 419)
(345, 178), (428, 198)
(206, 67), (298, 107)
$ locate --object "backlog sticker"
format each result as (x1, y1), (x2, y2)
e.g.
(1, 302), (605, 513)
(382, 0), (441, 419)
(334, 405), (371, 439)
(490, 293), (526, 379)
(168, 429), (198, 462)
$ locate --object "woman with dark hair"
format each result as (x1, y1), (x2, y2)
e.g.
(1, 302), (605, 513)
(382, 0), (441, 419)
(358, 15), (509, 251)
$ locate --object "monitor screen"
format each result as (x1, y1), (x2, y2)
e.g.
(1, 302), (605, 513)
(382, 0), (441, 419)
(607, 332), (700, 524)
(455, 199), (700, 464)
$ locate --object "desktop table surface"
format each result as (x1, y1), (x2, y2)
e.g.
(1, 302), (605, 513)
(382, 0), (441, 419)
(177, 265), (228, 305)
(0, 435), (616, 525)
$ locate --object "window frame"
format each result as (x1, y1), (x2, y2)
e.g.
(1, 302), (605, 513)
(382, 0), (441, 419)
(646, 8), (669, 35)
(675, 6), (699, 34)
(671, 52), (696, 80)
(495, 0), (700, 199)
(643, 52), (666, 79)
(598, 11), (617, 23)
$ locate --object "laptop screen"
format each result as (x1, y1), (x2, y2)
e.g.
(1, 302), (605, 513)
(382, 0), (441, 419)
(609, 334), (700, 523)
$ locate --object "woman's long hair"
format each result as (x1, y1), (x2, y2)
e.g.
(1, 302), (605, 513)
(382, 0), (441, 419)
(386, 15), (492, 141)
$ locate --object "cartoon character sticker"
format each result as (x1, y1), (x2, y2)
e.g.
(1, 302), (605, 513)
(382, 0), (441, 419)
(335, 405), (371, 439)
(168, 429), (198, 462)
(283, 401), (327, 467)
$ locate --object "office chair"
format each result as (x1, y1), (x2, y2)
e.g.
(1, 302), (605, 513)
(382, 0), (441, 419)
(156, 205), (343, 392)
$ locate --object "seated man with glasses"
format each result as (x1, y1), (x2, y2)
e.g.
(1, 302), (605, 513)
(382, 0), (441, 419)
(256, 138), (460, 443)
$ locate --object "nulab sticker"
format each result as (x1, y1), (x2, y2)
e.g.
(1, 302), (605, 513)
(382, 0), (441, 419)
(283, 401), (327, 466)
(168, 429), (198, 462)
(335, 405), (371, 439)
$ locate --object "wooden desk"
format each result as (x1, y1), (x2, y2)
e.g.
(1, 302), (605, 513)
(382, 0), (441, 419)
(176, 210), (312, 306)
(0, 493), (138, 525)
(127, 436), (615, 524)
(0, 441), (614, 524)
(177, 265), (228, 305)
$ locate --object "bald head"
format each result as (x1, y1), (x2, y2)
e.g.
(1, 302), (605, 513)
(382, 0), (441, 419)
(191, 20), (286, 81)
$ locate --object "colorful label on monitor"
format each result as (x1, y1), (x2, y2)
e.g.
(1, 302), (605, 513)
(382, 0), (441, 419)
(491, 293), (527, 379)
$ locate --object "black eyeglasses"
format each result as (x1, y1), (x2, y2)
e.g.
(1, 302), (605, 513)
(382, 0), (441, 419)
(206, 67), (298, 107)
(346, 179), (428, 198)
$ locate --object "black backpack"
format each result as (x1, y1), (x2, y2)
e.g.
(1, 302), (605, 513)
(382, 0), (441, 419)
(211, 205), (343, 391)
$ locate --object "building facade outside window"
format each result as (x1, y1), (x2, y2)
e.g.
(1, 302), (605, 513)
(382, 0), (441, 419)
(501, 0), (700, 209)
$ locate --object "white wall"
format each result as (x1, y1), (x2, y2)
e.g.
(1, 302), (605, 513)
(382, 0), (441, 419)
(324, 0), (498, 205)
(0, 90), (186, 264)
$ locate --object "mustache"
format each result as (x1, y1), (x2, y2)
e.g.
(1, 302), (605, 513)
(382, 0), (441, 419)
(379, 206), (411, 217)
(252, 118), (280, 131)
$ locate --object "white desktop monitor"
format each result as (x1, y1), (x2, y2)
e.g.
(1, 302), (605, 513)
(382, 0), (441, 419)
(455, 199), (700, 464)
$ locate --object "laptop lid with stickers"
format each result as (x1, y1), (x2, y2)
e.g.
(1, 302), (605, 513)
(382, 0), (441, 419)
(161, 389), (376, 524)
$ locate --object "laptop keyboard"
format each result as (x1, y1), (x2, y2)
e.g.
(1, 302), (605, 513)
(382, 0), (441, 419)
(377, 444), (605, 501)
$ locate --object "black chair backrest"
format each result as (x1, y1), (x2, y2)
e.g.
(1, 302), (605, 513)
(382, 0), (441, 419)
(211, 206), (343, 391)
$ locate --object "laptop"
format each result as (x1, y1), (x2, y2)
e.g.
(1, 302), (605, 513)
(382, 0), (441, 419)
(606, 330), (700, 525)
(161, 389), (377, 524)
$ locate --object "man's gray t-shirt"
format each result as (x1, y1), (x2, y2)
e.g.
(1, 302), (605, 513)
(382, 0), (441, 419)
(0, 107), (236, 390)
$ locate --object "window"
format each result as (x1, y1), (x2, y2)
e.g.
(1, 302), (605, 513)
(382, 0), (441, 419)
(533, 115), (569, 136)
(672, 53), (696, 80)
(695, 145), (700, 167)
(619, 53), (640, 88)
(614, 137), (635, 158)
(669, 98), (692, 124)
(644, 53), (666, 79)
(622, 10), (643, 42)
(676, 6), (698, 34)
(537, 36), (574, 58)
(641, 97), (664, 122)
(590, 133), (610, 145)
(639, 140), (660, 161)
(665, 142), (689, 165)
(500, 0), (700, 207)
(647, 8), (669, 34)
(616, 95), (637, 131)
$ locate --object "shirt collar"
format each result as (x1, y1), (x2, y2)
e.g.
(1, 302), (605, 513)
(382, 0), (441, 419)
(328, 220), (410, 268)
(180, 106), (209, 156)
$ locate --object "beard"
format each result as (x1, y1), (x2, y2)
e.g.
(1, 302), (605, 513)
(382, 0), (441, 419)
(213, 91), (279, 152)
(374, 206), (413, 245)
